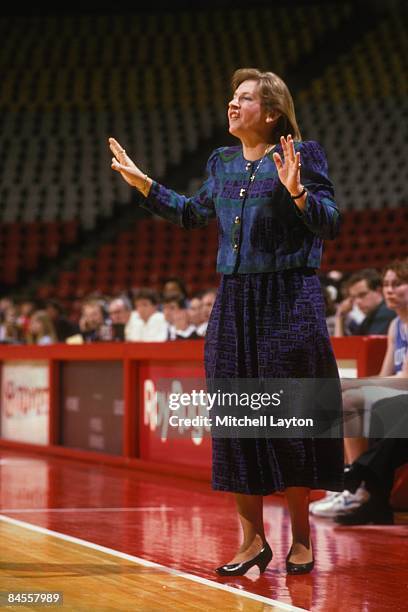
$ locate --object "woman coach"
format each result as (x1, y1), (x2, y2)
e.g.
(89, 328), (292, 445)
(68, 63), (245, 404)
(109, 68), (343, 575)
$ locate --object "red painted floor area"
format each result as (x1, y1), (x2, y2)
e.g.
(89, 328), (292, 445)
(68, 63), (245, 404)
(0, 449), (407, 611)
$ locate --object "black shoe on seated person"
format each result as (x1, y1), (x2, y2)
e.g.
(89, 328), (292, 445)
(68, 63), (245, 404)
(343, 464), (366, 494)
(335, 497), (394, 526)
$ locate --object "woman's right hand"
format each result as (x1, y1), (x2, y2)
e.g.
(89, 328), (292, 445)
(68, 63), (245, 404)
(109, 137), (151, 194)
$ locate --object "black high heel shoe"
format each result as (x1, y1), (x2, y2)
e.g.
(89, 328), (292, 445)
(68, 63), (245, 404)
(215, 542), (273, 576)
(285, 546), (314, 575)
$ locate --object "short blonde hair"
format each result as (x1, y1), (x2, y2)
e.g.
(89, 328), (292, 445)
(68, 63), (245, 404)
(231, 68), (301, 142)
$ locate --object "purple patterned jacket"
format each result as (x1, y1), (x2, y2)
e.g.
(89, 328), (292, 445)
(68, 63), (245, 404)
(142, 140), (340, 274)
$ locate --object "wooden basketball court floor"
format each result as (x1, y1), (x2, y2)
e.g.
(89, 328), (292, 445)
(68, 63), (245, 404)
(0, 449), (407, 611)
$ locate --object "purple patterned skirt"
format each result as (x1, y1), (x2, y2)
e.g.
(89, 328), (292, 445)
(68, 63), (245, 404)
(204, 269), (344, 495)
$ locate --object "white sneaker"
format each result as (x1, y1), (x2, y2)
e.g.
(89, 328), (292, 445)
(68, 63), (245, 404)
(309, 491), (338, 513)
(310, 483), (370, 518)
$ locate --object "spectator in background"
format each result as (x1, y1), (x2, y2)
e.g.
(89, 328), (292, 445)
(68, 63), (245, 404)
(334, 268), (395, 337)
(26, 310), (57, 345)
(162, 295), (185, 328)
(45, 299), (79, 341)
(311, 259), (408, 520)
(0, 296), (14, 315)
(79, 299), (107, 342)
(169, 306), (200, 340)
(170, 309), (199, 340)
(343, 261), (408, 464)
(0, 297), (13, 342)
(16, 299), (36, 338)
(108, 296), (140, 341)
(197, 288), (217, 337)
(188, 293), (205, 330)
(133, 288), (168, 341)
(0, 303), (22, 344)
(161, 276), (188, 302)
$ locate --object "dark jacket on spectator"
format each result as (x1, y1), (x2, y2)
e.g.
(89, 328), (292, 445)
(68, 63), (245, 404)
(353, 300), (395, 335)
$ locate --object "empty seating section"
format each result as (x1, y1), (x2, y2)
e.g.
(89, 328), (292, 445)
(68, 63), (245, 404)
(296, 7), (407, 211)
(322, 207), (408, 272)
(48, 218), (218, 303)
(0, 7), (352, 228)
(0, 220), (78, 285)
(1, 5), (407, 297)
(37, 206), (407, 303)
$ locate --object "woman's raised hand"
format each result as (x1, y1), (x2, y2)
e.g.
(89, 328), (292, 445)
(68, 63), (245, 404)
(109, 137), (150, 193)
(272, 135), (303, 197)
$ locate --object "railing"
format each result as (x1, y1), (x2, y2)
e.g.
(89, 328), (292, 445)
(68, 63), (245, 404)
(0, 337), (387, 480)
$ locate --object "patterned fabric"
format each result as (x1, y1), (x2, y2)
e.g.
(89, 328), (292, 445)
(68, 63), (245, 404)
(205, 271), (344, 494)
(142, 140), (344, 494)
(142, 140), (340, 274)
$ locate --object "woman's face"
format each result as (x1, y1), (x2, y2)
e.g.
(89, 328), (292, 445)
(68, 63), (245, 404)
(228, 79), (272, 139)
(382, 270), (408, 312)
(30, 316), (44, 335)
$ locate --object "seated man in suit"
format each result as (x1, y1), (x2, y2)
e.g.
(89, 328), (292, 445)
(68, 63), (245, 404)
(334, 268), (395, 337)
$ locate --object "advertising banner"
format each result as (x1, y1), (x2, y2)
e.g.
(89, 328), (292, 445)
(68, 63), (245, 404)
(0, 361), (49, 445)
(140, 362), (211, 468)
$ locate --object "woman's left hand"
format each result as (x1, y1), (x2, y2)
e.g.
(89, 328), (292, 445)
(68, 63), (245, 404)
(273, 135), (303, 197)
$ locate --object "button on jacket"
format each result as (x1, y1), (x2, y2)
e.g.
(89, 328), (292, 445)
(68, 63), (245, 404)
(141, 140), (340, 274)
